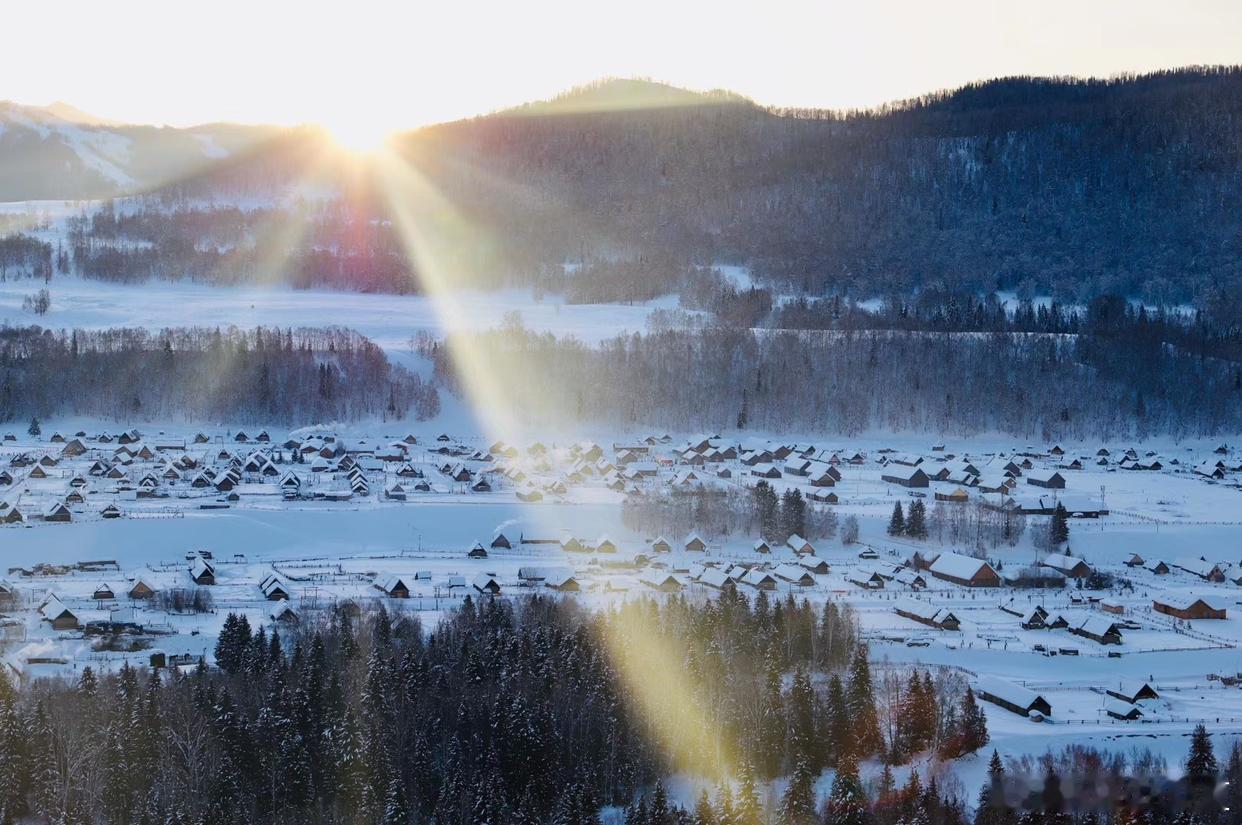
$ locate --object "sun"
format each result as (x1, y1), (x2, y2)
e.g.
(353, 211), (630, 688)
(324, 116), (394, 154)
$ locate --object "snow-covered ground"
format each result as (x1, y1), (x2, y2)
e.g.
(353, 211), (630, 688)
(0, 275), (681, 348)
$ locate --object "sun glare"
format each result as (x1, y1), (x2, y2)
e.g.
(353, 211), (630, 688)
(326, 116), (394, 154)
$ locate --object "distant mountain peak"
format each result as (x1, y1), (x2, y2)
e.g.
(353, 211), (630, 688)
(42, 101), (122, 127)
(512, 77), (755, 116)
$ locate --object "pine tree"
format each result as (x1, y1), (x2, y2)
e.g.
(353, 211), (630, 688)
(826, 674), (849, 766)
(974, 751), (1014, 825)
(1186, 723), (1218, 817)
(214, 613), (252, 675)
(960, 687), (989, 755)
(824, 754), (869, 825)
(905, 500), (928, 539)
(0, 676), (26, 824)
(782, 488), (807, 542)
(847, 646), (881, 757)
(888, 502), (905, 536)
(734, 763), (762, 825)
(786, 669), (819, 772)
(1048, 504), (1070, 546)
(778, 758), (817, 825)
(649, 780), (672, 825)
(27, 416), (40, 437)
(693, 789), (718, 825)
(755, 481), (781, 540)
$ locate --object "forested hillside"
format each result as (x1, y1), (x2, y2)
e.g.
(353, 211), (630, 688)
(408, 69), (1242, 305)
(48, 68), (1242, 307)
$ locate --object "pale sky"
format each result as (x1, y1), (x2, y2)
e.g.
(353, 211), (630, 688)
(5, 0), (1241, 138)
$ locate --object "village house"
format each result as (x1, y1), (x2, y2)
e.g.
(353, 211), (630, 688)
(259, 573), (290, 601)
(1040, 554), (1093, 579)
(189, 556), (216, 585)
(471, 574), (501, 593)
(894, 598), (961, 631)
(1106, 680), (1159, 704)
(741, 568), (778, 590)
(1173, 557), (1225, 582)
(697, 567), (736, 591)
(1070, 615), (1123, 645)
(128, 578), (157, 599)
(798, 556), (831, 575)
(1026, 470), (1066, 489)
(40, 596), (80, 631)
(640, 571), (683, 592)
(847, 571), (885, 590)
(773, 563), (815, 587)
(785, 534), (814, 555)
(926, 552), (1001, 587)
(373, 575), (411, 598)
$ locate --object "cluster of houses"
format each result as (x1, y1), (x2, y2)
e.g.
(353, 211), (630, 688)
(0, 429), (515, 525)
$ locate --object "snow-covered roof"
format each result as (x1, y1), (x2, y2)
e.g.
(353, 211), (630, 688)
(975, 675), (1048, 713)
(929, 551), (992, 580)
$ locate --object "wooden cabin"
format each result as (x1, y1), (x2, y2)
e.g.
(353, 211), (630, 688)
(1153, 597), (1226, 620)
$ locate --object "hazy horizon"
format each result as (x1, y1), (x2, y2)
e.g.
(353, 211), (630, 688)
(5, 0), (1242, 147)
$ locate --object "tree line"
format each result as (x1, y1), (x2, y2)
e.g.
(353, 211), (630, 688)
(432, 321), (1242, 439)
(0, 325), (439, 424)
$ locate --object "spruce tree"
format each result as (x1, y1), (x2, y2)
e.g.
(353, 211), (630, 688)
(693, 789), (718, 825)
(779, 758), (817, 825)
(1048, 504), (1070, 546)
(847, 646), (881, 757)
(734, 763), (762, 825)
(27, 416), (40, 437)
(1186, 723), (1218, 817)
(888, 502), (905, 536)
(782, 488), (807, 541)
(975, 751), (1014, 825)
(824, 754), (869, 825)
(905, 500), (928, 539)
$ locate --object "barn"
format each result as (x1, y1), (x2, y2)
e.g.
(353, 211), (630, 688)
(1153, 597), (1226, 620)
(881, 467), (930, 488)
(976, 676), (1052, 719)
